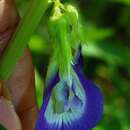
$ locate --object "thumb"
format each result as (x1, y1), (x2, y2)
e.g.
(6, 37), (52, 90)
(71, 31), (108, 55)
(0, 83), (22, 130)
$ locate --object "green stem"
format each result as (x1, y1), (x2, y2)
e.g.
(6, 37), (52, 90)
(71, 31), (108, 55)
(0, 0), (49, 80)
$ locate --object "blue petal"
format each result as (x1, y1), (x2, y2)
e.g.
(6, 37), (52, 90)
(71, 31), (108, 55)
(35, 72), (59, 130)
(44, 72), (59, 98)
(35, 66), (103, 130)
(70, 95), (83, 110)
(73, 65), (104, 129)
(75, 45), (84, 68)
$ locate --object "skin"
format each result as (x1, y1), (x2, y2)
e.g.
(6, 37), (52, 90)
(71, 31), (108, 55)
(0, 0), (38, 130)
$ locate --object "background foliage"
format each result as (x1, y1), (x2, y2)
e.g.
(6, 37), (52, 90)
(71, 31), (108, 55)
(16, 0), (130, 130)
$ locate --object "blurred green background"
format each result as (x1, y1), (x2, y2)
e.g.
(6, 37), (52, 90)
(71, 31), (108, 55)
(16, 0), (130, 130)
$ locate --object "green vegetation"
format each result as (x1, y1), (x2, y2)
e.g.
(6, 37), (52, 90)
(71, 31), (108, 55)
(0, 124), (7, 130)
(2, 0), (130, 129)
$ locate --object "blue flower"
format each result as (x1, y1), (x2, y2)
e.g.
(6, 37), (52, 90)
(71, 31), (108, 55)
(35, 47), (103, 130)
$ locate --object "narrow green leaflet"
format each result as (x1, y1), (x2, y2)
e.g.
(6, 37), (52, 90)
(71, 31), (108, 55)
(0, 0), (49, 80)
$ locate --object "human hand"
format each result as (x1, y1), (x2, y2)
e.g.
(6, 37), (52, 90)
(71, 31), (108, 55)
(0, 0), (38, 130)
(0, 49), (38, 130)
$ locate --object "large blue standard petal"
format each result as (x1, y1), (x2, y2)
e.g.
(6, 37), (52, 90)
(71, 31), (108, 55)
(35, 64), (103, 130)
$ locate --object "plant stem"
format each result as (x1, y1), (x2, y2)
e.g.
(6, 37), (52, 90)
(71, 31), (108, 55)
(0, 0), (49, 80)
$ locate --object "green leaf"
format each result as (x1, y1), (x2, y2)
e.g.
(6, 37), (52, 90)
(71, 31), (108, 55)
(0, 124), (7, 130)
(81, 23), (113, 42)
(35, 69), (44, 108)
(82, 42), (130, 67)
(29, 35), (47, 54)
(110, 0), (130, 6)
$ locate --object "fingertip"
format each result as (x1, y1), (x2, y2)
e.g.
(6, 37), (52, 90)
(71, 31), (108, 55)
(0, 97), (22, 130)
(0, 82), (2, 96)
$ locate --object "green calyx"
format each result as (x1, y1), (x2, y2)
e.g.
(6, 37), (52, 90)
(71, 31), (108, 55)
(49, 6), (72, 84)
(48, 2), (82, 85)
(65, 5), (81, 48)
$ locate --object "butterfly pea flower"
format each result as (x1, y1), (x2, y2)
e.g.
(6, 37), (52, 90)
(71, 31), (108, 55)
(35, 47), (103, 130)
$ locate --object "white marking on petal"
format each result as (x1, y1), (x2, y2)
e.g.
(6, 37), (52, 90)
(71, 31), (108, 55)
(44, 67), (87, 128)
